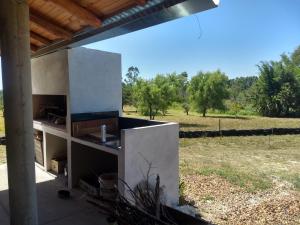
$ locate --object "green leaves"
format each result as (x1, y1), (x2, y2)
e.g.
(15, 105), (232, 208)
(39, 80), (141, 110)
(123, 45), (300, 118)
(253, 48), (300, 117)
(122, 66), (140, 109)
(133, 75), (177, 119)
(189, 70), (229, 117)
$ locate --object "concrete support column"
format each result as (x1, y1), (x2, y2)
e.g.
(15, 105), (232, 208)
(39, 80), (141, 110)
(0, 1), (38, 225)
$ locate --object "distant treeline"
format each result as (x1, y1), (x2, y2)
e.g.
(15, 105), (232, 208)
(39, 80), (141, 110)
(123, 46), (300, 119)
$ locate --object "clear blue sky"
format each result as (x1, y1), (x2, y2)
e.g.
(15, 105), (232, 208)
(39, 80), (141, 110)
(1, 0), (300, 88)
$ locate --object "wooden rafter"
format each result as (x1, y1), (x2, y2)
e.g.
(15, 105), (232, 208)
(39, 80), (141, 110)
(30, 31), (51, 45)
(30, 37), (42, 47)
(48, 0), (101, 28)
(135, 0), (147, 6)
(31, 44), (39, 52)
(30, 11), (73, 40)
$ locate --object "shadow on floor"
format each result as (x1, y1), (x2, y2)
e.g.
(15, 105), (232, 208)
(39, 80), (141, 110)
(0, 165), (108, 225)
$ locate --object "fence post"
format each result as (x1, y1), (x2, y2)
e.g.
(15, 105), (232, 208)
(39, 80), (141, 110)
(219, 119), (222, 137)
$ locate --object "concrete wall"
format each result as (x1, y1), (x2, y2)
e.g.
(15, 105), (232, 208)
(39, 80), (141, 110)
(120, 123), (179, 206)
(45, 133), (67, 171)
(31, 50), (69, 95)
(68, 47), (122, 114)
(71, 141), (118, 187)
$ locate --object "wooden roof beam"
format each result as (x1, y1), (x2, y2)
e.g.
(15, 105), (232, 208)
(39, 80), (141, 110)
(30, 11), (73, 40)
(30, 44), (39, 52)
(30, 31), (51, 45)
(134, 0), (147, 6)
(48, 0), (101, 28)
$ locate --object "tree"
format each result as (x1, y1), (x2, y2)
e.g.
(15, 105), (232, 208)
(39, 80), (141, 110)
(182, 102), (190, 115)
(122, 66), (140, 110)
(133, 79), (161, 120)
(291, 45), (300, 66)
(253, 59), (300, 117)
(153, 75), (176, 115)
(167, 72), (190, 114)
(227, 76), (258, 115)
(133, 75), (176, 119)
(125, 66), (140, 84)
(189, 70), (229, 117)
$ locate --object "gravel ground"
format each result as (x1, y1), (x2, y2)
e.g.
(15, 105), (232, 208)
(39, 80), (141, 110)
(181, 175), (300, 225)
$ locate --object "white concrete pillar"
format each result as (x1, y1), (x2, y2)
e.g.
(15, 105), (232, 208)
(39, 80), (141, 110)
(0, 1), (38, 225)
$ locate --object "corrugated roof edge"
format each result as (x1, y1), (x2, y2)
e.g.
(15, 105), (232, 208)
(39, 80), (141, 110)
(32, 0), (218, 58)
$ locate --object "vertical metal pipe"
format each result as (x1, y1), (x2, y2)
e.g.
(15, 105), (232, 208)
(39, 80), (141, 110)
(0, 1), (38, 225)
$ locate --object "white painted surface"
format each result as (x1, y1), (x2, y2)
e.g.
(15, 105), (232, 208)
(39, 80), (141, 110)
(31, 47), (122, 115)
(31, 50), (69, 95)
(68, 47), (122, 114)
(121, 123), (179, 206)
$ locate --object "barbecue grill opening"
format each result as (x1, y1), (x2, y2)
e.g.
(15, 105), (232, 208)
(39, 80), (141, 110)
(33, 94), (67, 127)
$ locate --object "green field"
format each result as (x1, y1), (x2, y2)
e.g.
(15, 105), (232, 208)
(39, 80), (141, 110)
(124, 107), (300, 131)
(179, 135), (300, 224)
(180, 135), (300, 191)
(124, 107), (300, 191)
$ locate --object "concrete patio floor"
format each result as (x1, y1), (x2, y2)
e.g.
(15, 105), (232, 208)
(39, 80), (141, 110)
(0, 164), (108, 225)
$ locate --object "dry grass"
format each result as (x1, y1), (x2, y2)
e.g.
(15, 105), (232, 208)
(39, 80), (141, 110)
(0, 113), (5, 135)
(123, 107), (300, 131)
(0, 146), (6, 164)
(179, 136), (300, 224)
(180, 135), (300, 192)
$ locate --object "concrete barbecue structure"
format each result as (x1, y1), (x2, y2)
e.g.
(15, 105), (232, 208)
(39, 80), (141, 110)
(31, 47), (179, 205)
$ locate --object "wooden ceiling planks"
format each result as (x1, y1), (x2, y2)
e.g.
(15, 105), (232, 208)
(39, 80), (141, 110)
(30, 31), (51, 45)
(92, 0), (136, 17)
(30, 11), (73, 40)
(28, 0), (147, 52)
(48, 0), (102, 28)
(30, 22), (61, 41)
(29, 0), (83, 32)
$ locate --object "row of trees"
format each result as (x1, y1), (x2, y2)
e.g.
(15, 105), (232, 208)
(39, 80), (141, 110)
(253, 49), (300, 117)
(123, 67), (190, 119)
(123, 46), (300, 119)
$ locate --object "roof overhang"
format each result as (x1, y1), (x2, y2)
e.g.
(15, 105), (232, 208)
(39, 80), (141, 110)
(32, 0), (219, 57)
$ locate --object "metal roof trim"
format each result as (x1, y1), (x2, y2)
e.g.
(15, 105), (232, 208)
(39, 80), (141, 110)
(32, 0), (218, 58)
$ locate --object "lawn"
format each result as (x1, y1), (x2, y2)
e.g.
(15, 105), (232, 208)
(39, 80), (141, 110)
(0, 146), (5, 164)
(180, 135), (300, 224)
(180, 135), (300, 192)
(124, 107), (300, 131)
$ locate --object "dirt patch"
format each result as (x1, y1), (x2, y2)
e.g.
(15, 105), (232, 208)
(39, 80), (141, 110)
(181, 174), (300, 225)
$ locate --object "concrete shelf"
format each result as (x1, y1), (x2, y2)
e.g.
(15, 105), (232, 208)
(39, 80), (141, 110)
(70, 137), (120, 157)
(33, 120), (68, 139)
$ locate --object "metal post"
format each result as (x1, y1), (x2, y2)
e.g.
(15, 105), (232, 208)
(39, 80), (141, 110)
(0, 1), (38, 225)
